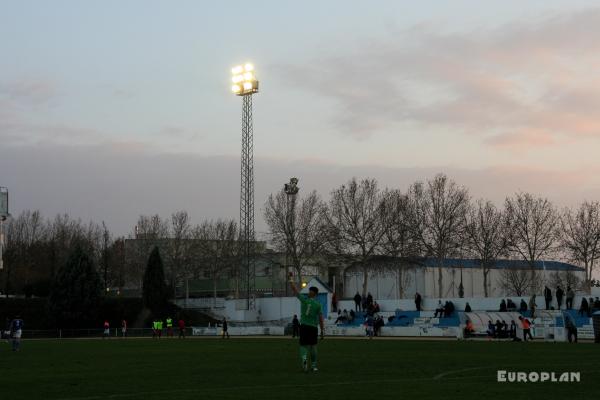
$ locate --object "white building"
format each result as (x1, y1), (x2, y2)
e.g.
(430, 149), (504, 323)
(340, 258), (585, 299)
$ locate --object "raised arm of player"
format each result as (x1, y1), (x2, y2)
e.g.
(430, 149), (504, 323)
(289, 273), (299, 296)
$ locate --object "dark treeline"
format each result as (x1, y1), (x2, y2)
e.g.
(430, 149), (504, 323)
(2, 174), (600, 299)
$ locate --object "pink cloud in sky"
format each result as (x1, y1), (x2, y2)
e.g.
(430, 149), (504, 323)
(278, 8), (600, 149)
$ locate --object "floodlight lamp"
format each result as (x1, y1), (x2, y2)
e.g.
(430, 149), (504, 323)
(243, 82), (252, 90)
(232, 84), (241, 93)
(232, 65), (243, 74)
(244, 63), (254, 71)
(243, 72), (254, 81)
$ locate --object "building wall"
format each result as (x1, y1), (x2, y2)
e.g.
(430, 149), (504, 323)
(342, 266), (586, 299)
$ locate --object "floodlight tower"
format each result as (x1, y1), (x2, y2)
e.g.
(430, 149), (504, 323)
(231, 63), (259, 309)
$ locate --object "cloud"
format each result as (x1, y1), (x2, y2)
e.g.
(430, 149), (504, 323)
(0, 78), (58, 105)
(1, 142), (598, 237)
(277, 8), (600, 147)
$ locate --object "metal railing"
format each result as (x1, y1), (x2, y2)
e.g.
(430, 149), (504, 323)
(15, 328), (192, 339)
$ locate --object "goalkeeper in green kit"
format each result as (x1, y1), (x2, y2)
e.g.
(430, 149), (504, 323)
(289, 273), (325, 372)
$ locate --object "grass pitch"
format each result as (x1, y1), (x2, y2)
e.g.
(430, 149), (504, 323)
(1, 337), (599, 400)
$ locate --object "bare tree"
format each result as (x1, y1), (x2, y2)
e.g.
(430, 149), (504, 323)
(410, 174), (470, 298)
(3, 210), (45, 296)
(379, 189), (422, 298)
(101, 222), (111, 291)
(167, 211), (192, 295)
(264, 188), (326, 287)
(548, 270), (582, 292)
(464, 200), (508, 297)
(560, 201), (600, 288)
(324, 178), (387, 296)
(505, 192), (559, 294)
(498, 268), (533, 297)
(193, 219), (238, 305)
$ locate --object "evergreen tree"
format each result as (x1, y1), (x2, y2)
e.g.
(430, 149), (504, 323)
(47, 246), (103, 328)
(142, 246), (169, 314)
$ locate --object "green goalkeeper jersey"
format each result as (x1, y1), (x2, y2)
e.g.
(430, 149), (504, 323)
(297, 294), (322, 327)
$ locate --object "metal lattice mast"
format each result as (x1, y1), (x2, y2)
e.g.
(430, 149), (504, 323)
(231, 63), (259, 310)
(240, 94), (255, 308)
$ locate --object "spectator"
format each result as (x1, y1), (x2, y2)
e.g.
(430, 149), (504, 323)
(156, 319), (163, 338)
(565, 314), (578, 343)
(374, 315), (385, 337)
(365, 315), (374, 339)
(501, 320), (509, 338)
(579, 297), (589, 317)
(331, 292), (338, 313)
(121, 319), (127, 338)
(487, 320), (495, 338)
(414, 292), (422, 311)
(222, 318), (230, 339)
(509, 320), (517, 339)
(444, 301), (455, 317)
(334, 310), (347, 324)
(506, 299), (516, 311)
(495, 320), (503, 338)
(373, 301), (380, 313)
(166, 316), (174, 338)
(519, 316), (533, 342)
(292, 315), (300, 337)
(556, 286), (564, 310)
(566, 286), (575, 309)
(464, 319), (474, 338)
(434, 300), (445, 318)
(529, 295), (537, 319)
(519, 299), (528, 313)
(366, 303), (375, 317)
(361, 297), (368, 313)
(594, 297), (600, 311)
(152, 319), (160, 338)
(353, 292), (362, 312)
(464, 302), (472, 312)
(543, 286), (552, 310)
(499, 299), (507, 312)
(589, 297), (595, 316)
(103, 320), (110, 339)
(178, 318), (186, 339)
(349, 309), (356, 322)
(366, 292), (374, 308)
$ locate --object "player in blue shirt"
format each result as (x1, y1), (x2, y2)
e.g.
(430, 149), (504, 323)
(10, 316), (24, 351)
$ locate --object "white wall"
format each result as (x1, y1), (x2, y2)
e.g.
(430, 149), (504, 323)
(216, 293), (591, 323)
(343, 267), (587, 299)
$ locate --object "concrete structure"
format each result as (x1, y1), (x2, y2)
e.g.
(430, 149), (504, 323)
(340, 259), (585, 299)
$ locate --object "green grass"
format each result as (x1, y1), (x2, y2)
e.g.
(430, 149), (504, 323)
(1, 337), (599, 400)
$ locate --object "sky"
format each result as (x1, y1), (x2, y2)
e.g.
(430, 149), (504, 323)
(2, 0), (600, 237)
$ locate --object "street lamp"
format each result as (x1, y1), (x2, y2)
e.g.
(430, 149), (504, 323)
(283, 178), (299, 295)
(232, 62), (259, 310)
